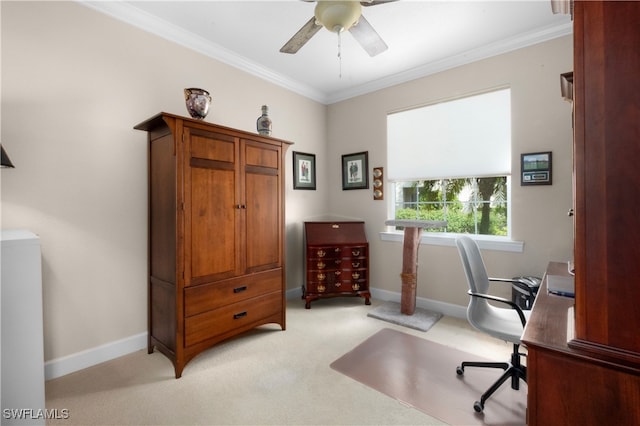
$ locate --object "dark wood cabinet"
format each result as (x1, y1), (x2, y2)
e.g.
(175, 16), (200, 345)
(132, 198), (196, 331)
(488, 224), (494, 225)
(135, 112), (291, 378)
(571, 0), (640, 360)
(303, 221), (371, 309)
(523, 2), (640, 423)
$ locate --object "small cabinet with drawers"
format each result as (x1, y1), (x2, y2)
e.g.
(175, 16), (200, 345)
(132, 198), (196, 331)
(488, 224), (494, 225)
(303, 221), (371, 309)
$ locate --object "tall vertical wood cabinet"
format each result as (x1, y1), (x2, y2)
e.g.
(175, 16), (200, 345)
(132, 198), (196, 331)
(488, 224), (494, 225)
(523, 2), (640, 424)
(135, 112), (292, 378)
(571, 0), (640, 363)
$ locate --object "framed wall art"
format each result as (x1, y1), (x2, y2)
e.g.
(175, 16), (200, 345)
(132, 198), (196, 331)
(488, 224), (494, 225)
(521, 151), (552, 185)
(293, 151), (316, 190)
(342, 151), (369, 190)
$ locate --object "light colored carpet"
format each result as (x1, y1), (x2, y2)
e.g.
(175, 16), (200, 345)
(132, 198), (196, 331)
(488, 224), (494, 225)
(367, 301), (443, 331)
(45, 298), (514, 425)
(331, 328), (527, 426)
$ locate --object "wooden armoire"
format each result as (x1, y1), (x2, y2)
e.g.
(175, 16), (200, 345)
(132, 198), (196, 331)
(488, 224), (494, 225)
(523, 2), (640, 423)
(135, 112), (292, 378)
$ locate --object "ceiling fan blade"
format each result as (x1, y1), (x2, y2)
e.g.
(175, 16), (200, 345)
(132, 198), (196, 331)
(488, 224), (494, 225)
(349, 15), (388, 57)
(280, 16), (322, 54)
(360, 0), (398, 7)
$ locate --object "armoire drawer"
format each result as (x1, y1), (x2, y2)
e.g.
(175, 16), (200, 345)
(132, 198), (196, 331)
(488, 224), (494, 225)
(184, 269), (282, 317)
(184, 291), (282, 347)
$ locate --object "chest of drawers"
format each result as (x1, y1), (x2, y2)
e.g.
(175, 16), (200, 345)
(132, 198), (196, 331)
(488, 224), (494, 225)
(303, 221), (371, 309)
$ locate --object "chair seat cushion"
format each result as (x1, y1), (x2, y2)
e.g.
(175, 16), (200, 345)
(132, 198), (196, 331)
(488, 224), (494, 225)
(468, 304), (531, 344)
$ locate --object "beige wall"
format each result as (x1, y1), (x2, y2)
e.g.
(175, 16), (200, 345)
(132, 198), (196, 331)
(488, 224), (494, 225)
(327, 35), (574, 306)
(1, 1), (573, 365)
(1, 1), (326, 362)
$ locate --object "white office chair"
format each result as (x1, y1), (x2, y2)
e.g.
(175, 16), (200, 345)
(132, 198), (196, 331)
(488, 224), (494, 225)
(454, 236), (532, 413)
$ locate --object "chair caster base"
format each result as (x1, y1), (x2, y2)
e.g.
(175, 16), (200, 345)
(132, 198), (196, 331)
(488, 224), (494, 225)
(473, 401), (484, 413)
(456, 366), (464, 375)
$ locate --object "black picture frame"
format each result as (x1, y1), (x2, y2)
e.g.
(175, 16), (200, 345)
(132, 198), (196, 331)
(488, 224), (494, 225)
(293, 151), (316, 190)
(342, 151), (369, 190)
(521, 151), (552, 186)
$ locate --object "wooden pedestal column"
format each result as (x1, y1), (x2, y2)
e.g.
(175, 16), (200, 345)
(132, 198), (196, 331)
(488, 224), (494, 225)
(385, 220), (447, 315)
(399, 227), (421, 314)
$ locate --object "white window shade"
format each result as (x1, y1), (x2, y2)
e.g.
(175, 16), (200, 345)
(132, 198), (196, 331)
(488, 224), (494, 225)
(387, 88), (511, 181)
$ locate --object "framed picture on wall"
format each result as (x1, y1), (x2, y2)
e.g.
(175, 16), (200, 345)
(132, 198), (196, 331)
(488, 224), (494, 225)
(293, 151), (316, 190)
(521, 151), (552, 185)
(342, 151), (369, 190)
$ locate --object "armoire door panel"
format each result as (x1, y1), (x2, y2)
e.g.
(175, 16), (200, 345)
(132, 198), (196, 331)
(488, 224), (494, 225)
(189, 130), (235, 163)
(189, 166), (237, 282)
(245, 171), (280, 270)
(244, 140), (279, 169)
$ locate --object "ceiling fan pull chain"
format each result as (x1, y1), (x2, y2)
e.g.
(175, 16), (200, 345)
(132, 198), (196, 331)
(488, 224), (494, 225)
(337, 31), (342, 78)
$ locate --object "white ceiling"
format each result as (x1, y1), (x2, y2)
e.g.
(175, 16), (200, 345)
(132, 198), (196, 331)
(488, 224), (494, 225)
(83, 1), (572, 104)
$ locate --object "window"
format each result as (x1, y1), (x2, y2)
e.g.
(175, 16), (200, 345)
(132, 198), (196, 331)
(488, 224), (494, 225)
(394, 177), (508, 236)
(387, 88), (511, 237)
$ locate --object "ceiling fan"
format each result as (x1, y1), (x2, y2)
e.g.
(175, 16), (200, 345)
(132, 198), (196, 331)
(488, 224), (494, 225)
(280, 1), (396, 57)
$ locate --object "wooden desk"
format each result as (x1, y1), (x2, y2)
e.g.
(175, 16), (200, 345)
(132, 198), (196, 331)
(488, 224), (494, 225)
(522, 262), (640, 425)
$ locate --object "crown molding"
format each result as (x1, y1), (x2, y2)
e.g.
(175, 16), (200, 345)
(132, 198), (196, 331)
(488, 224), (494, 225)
(325, 21), (573, 104)
(80, 1), (572, 106)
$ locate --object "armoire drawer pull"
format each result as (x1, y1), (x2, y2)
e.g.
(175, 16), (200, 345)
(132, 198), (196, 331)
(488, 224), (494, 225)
(233, 285), (247, 293)
(233, 311), (248, 319)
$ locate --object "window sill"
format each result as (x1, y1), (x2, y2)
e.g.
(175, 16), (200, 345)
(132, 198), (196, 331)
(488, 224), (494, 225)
(379, 231), (524, 253)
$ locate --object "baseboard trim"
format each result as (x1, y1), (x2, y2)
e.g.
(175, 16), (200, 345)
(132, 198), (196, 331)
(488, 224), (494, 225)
(45, 332), (147, 380)
(286, 285), (467, 319)
(46, 288), (465, 380)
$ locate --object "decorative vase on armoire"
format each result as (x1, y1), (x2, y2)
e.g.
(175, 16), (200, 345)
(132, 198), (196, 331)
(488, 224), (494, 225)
(256, 105), (272, 136)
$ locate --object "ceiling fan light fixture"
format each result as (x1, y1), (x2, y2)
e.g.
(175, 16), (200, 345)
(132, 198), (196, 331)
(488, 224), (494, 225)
(314, 1), (362, 33)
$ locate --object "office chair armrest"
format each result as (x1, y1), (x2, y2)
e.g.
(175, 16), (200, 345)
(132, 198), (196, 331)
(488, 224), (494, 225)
(467, 290), (527, 327)
(489, 277), (536, 300)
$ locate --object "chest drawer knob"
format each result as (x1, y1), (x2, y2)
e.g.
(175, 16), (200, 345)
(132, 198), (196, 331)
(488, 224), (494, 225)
(352, 272), (360, 279)
(317, 273), (326, 281)
(352, 262), (360, 268)
(352, 250), (360, 256)
(317, 261), (326, 269)
(317, 250), (326, 257)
